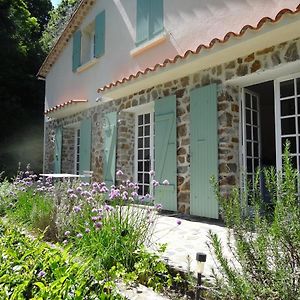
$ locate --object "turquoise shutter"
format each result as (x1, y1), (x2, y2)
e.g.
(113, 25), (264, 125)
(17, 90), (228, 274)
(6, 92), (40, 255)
(54, 127), (62, 173)
(72, 30), (81, 71)
(103, 112), (117, 187)
(136, 0), (149, 46)
(190, 84), (218, 218)
(79, 118), (92, 174)
(149, 0), (163, 39)
(95, 10), (105, 58)
(154, 95), (177, 211)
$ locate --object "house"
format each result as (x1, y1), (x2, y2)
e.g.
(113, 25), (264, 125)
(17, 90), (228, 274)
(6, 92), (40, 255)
(38, 0), (300, 219)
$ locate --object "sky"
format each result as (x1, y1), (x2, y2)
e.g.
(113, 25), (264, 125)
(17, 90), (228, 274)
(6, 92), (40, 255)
(51, 0), (61, 7)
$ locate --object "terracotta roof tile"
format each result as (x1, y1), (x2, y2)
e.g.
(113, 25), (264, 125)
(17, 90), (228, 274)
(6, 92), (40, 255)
(97, 6), (300, 93)
(44, 99), (88, 115)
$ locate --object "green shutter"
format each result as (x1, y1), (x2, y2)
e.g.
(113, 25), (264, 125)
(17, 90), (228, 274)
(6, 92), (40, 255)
(190, 84), (218, 218)
(95, 10), (105, 58)
(54, 127), (62, 173)
(149, 0), (163, 39)
(154, 95), (177, 211)
(103, 112), (117, 187)
(136, 0), (149, 46)
(79, 118), (92, 174)
(72, 30), (81, 71)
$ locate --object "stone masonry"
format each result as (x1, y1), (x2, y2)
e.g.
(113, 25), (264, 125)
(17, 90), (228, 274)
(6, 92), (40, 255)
(44, 37), (300, 216)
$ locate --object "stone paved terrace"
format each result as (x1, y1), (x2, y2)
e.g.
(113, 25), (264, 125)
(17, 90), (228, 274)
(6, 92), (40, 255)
(151, 213), (231, 279)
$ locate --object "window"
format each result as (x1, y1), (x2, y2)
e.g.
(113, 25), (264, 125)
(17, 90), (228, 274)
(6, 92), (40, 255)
(75, 128), (80, 175)
(136, 0), (163, 46)
(135, 112), (154, 196)
(81, 23), (96, 64)
(72, 10), (105, 72)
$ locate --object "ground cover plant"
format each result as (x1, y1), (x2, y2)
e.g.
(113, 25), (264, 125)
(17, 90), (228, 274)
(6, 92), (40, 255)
(0, 168), (180, 294)
(0, 219), (123, 299)
(208, 147), (300, 300)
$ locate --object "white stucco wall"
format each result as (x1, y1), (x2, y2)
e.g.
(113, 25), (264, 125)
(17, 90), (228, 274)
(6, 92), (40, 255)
(45, 0), (299, 110)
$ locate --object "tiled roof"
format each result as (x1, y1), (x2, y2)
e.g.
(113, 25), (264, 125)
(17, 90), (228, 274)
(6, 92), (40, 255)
(44, 99), (88, 115)
(97, 6), (300, 93)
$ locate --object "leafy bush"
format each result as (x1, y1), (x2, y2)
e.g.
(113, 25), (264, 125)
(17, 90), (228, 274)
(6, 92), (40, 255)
(0, 220), (123, 299)
(208, 147), (300, 300)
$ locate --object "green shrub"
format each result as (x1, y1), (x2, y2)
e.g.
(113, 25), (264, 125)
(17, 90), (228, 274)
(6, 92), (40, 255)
(208, 147), (300, 300)
(0, 220), (123, 299)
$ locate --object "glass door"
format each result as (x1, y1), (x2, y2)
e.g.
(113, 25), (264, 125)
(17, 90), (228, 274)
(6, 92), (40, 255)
(242, 89), (262, 190)
(275, 74), (300, 172)
(135, 112), (154, 197)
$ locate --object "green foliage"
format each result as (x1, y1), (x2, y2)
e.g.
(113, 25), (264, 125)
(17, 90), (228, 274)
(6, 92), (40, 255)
(40, 0), (80, 52)
(209, 146), (300, 300)
(0, 0), (52, 177)
(0, 180), (15, 216)
(0, 220), (123, 299)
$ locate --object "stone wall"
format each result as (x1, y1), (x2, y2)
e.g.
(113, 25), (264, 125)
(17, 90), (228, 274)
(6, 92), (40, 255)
(44, 36), (300, 215)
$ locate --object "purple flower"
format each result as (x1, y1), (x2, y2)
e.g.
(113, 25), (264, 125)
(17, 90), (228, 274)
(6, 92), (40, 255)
(62, 239), (68, 245)
(149, 170), (155, 176)
(155, 203), (162, 210)
(92, 208), (98, 213)
(73, 206), (81, 213)
(91, 189), (97, 195)
(131, 191), (138, 198)
(70, 193), (78, 200)
(76, 186), (82, 193)
(95, 222), (102, 229)
(109, 188), (120, 200)
(91, 216), (98, 222)
(100, 186), (109, 193)
(116, 170), (124, 176)
(162, 179), (169, 185)
(67, 188), (74, 194)
(37, 270), (46, 278)
(76, 233), (83, 238)
(145, 193), (151, 199)
(92, 182), (99, 189)
(85, 228), (90, 233)
(128, 182), (135, 188)
(64, 231), (70, 236)
(122, 191), (128, 200)
(152, 180), (159, 187)
(176, 219), (182, 225)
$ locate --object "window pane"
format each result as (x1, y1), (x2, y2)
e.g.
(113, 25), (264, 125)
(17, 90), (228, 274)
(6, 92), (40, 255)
(253, 142), (259, 157)
(247, 158), (253, 172)
(253, 127), (258, 141)
(253, 111), (258, 126)
(138, 150), (143, 159)
(144, 137), (150, 148)
(281, 98), (295, 116)
(297, 78), (300, 95)
(144, 161), (150, 172)
(144, 149), (150, 160)
(138, 115), (143, 125)
(138, 126), (143, 136)
(145, 125), (150, 136)
(246, 109), (251, 124)
(252, 97), (258, 110)
(144, 185), (149, 194)
(145, 113), (150, 124)
(290, 156), (297, 170)
(281, 118), (296, 135)
(138, 162), (143, 171)
(138, 173), (143, 182)
(247, 142), (252, 156)
(246, 93), (251, 108)
(280, 79), (294, 98)
(138, 138), (143, 148)
(254, 159), (259, 171)
(144, 173), (150, 184)
(246, 125), (252, 140)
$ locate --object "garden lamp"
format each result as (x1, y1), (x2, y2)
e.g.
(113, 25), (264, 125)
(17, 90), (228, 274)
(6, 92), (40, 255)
(195, 252), (206, 300)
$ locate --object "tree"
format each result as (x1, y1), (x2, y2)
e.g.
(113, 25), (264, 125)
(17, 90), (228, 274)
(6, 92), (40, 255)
(41, 0), (80, 52)
(0, 0), (52, 178)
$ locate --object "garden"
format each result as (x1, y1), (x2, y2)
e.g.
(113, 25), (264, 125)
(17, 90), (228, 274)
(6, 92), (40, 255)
(0, 148), (299, 299)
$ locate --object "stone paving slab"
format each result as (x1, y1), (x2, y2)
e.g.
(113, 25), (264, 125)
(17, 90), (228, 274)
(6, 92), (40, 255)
(151, 214), (232, 279)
